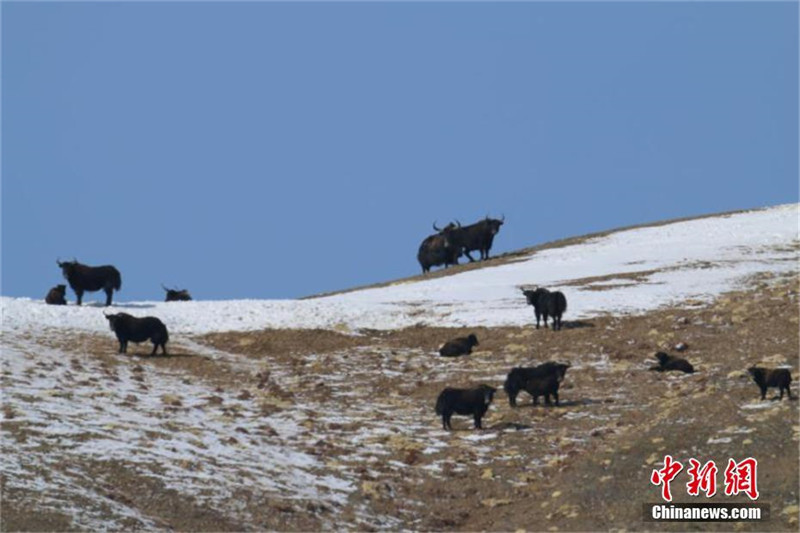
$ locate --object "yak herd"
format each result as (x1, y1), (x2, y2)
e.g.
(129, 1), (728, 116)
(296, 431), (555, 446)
(417, 215), (505, 273)
(44, 260), (192, 355)
(43, 215), (794, 432)
(435, 293), (794, 430)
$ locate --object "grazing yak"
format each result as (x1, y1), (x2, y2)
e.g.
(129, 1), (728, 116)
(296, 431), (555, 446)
(649, 352), (695, 374)
(57, 259), (121, 306)
(450, 215), (505, 262)
(417, 222), (463, 274)
(504, 362), (570, 407)
(435, 384), (497, 430)
(162, 284), (192, 302)
(105, 312), (169, 356)
(748, 366), (793, 400)
(45, 284), (67, 305)
(522, 288), (568, 330)
(439, 334), (479, 357)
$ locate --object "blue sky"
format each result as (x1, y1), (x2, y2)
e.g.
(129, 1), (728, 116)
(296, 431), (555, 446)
(3, 2), (797, 301)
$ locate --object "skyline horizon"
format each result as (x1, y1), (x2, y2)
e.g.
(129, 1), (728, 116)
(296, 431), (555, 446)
(3, 2), (797, 301)
(5, 200), (796, 303)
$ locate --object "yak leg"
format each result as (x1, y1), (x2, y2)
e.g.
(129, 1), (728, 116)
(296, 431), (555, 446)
(464, 250), (476, 262)
(75, 289), (84, 306)
(543, 314), (550, 329)
(760, 386), (767, 400)
(544, 394), (552, 406)
(443, 414), (452, 430)
(553, 390), (560, 406)
(473, 413), (483, 429)
(161, 342), (168, 355)
(104, 288), (113, 306)
(535, 311), (541, 329)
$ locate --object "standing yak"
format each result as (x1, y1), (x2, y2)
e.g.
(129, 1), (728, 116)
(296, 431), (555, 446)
(105, 312), (169, 356)
(417, 222), (462, 274)
(450, 215), (505, 262)
(57, 259), (122, 306)
(522, 288), (568, 330)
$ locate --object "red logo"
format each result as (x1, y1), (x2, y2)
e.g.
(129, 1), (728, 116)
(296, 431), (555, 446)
(651, 456), (759, 501)
(650, 455), (684, 502)
(686, 459), (718, 498)
(723, 458), (759, 500)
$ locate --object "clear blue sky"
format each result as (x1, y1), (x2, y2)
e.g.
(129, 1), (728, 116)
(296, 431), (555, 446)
(3, 2), (798, 301)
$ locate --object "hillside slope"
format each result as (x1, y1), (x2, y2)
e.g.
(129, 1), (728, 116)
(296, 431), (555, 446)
(3, 204), (798, 334)
(2, 204), (798, 531)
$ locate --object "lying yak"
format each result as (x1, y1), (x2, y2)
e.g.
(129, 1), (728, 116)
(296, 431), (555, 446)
(105, 312), (169, 356)
(748, 366), (793, 400)
(504, 362), (570, 407)
(45, 284), (67, 305)
(439, 334), (479, 357)
(162, 284), (192, 302)
(649, 352), (695, 374)
(435, 384), (496, 430)
(522, 288), (567, 331)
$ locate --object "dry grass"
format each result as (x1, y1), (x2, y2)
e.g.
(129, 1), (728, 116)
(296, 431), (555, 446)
(2, 272), (798, 531)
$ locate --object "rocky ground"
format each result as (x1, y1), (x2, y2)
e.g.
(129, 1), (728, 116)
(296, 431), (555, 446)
(2, 271), (798, 531)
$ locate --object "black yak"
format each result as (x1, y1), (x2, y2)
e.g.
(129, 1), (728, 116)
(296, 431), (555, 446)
(450, 215), (505, 262)
(504, 362), (570, 407)
(649, 352), (695, 374)
(105, 312), (169, 356)
(57, 259), (121, 306)
(522, 288), (568, 330)
(417, 222), (462, 274)
(162, 284), (192, 302)
(45, 284), (67, 305)
(748, 366), (793, 400)
(435, 384), (496, 430)
(439, 334), (479, 357)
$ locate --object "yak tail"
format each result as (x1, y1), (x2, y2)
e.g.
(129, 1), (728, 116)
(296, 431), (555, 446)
(434, 393), (446, 415)
(555, 291), (567, 312)
(112, 269), (122, 291)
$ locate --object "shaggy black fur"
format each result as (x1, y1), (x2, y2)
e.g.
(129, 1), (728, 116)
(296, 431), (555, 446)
(435, 384), (496, 430)
(105, 312), (169, 356)
(439, 334), (479, 357)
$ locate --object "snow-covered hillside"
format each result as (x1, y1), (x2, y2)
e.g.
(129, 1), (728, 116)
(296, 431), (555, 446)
(3, 204), (797, 335)
(3, 204), (798, 531)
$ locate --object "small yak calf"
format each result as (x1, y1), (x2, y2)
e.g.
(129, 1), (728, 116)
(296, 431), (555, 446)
(504, 362), (570, 407)
(439, 334), (479, 357)
(649, 352), (695, 374)
(522, 288), (568, 331)
(105, 312), (169, 356)
(748, 366), (793, 401)
(435, 384), (496, 430)
(45, 284), (67, 305)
